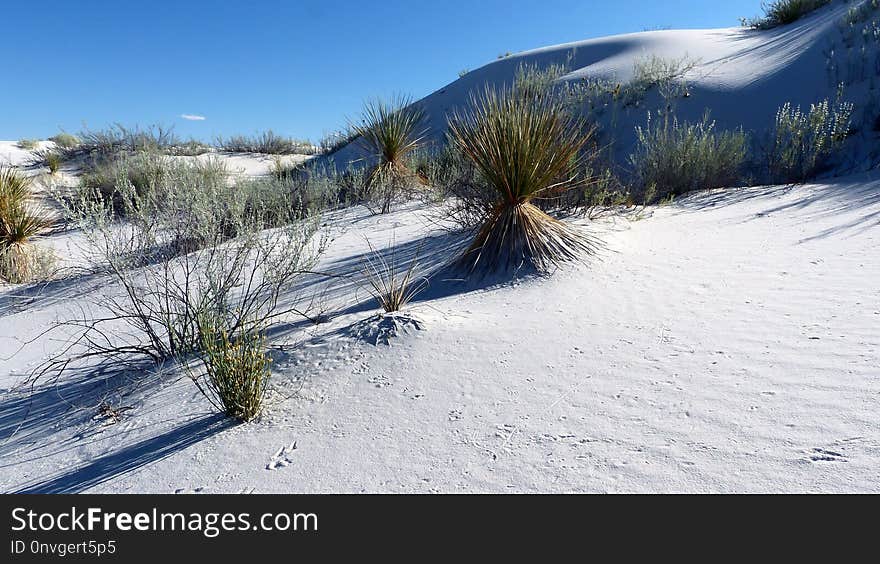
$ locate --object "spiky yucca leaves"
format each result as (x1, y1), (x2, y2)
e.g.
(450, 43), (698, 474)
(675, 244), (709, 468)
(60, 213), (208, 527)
(352, 95), (428, 213)
(362, 237), (427, 313)
(0, 168), (51, 283)
(447, 87), (599, 274)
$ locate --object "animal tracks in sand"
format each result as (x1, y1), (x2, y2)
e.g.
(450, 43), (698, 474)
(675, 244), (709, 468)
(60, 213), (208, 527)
(266, 442), (298, 470)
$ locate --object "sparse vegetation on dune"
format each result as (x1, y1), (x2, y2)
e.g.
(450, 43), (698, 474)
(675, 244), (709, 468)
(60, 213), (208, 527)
(351, 95), (429, 214)
(447, 87), (600, 274)
(35, 154), (327, 419)
(217, 131), (316, 155)
(742, 0), (833, 30)
(0, 168), (53, 283)
(16, 139), (39, 150)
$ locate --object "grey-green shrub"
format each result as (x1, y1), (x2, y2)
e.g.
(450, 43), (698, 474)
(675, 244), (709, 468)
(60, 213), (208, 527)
(767, 89), (853, 183)
(630, 112), (749, 202)
(77, 152), (230, 220)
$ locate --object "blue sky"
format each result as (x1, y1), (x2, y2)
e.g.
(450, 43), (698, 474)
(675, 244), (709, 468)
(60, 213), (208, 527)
(1, 0), (764, 143)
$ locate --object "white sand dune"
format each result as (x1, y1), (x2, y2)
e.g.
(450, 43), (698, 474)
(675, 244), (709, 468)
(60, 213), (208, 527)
(1, 2), (878, 493)
(333, 1), (876, 170)
(1, 171), (877, 493)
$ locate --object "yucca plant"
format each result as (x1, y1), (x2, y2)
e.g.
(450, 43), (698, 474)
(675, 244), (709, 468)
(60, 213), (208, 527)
(362, 236), (427, 313)
(446, 87), (600, 274)
(351, 95), (428, 213)
(0, 168), (51, 283)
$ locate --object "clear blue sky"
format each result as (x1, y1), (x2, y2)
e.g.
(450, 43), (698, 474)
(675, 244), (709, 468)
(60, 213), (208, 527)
(1, 0), (764, 143)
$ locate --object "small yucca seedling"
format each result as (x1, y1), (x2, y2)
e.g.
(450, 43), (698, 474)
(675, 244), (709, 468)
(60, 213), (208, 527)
(447, 87), (600, 274)
(351, 95), (428, 213)
(362, 236), (427, 313)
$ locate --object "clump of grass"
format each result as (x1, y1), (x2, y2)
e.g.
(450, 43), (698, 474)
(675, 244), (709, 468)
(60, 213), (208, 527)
(630, 112), (749, 202)
(362, 236), (427, 313)
(191, 313), (271, 422)
(48, 132), (80, 149)
(16, 139), (39, 150)
(742, 0), (832, 29)
(0, 168), (52, 283)
(351, 95), (429, 213)
(447, 87), (599, 274)
(768, 88), (853, 183)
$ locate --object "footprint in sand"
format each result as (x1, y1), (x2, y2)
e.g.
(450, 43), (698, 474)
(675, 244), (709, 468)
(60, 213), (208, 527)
(266, 442), (297, 470)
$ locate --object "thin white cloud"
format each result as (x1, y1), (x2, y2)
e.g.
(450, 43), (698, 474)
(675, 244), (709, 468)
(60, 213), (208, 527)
(180, 114), (206, 121)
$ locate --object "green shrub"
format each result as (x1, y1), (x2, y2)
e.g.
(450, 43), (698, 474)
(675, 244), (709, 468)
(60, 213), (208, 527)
(630, 112), (749, 202)
(44, 152), (62, 174)
(742, 0), (832, 29)
(447, 87), (599, 273)
(768, 89), (853, 183)
(191, 314), (271, 422)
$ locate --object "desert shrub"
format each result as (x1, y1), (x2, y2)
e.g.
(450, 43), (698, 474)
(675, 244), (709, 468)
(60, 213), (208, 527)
(350, 95), (429, 213)
(217, 131), (314, 155)
(78, 151), (173, 210)
(44, 152), (62, 174)
(630, 112), (749, 201)
(190, 313), (271, 422)
(447, 86), (600, 274)
(743, 0), (832, 29)
(0, 168), (53, 283)
(44, 156), (326, 382)
(362, 237), (427, 313)
(16, 139), (39, 150)
(49, 132), (80, 149)
(767, 89), (853, 182)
